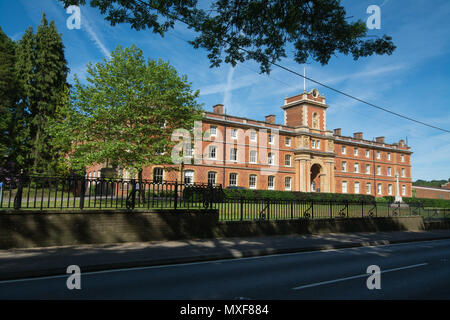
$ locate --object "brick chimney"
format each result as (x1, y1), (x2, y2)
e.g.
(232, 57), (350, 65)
(333, 128), (341, 136)
(212, 104), (224, 114)
(265, 115), (275, 124)
(353, 132), (363, 140)
(376, 136), (385, 143)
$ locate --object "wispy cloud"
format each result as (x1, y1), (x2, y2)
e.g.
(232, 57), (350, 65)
(82, 18), (111, 59)
(222, 66), (235, 114)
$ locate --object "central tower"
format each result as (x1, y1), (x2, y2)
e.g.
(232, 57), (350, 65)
(281, 89), (336, 193)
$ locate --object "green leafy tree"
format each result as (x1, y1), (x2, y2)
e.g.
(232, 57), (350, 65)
(14, 14), (69, 175)
(50, 45), (203, 180)
(60, 0), (396, 73)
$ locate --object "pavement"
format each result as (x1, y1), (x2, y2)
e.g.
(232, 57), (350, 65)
(2, 229), (450, 281)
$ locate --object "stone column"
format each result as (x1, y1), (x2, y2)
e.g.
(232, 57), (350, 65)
(395, 172), (402, 203)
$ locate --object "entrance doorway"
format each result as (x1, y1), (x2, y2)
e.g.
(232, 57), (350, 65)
(310, 164), (322, 192)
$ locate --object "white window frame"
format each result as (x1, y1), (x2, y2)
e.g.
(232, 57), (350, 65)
(342, 181), (348, 193)
(342, 161), (347, 172)
(268, 134), (274, 144)
(250, 130), (257, 142)
(366, 183), (371, 194)
(231, 128), (238, 139)
(210, 126), (217, 137)
(377, 151), (381, 159)
(377, 166), (381, 176)
(285, 177), (292, 191)
(366, 164), (371, 174)
(366, 149), (370, 158)
(285, 137), (291, 147)
(249, 150), (257, 164)
(184, 170), (194, 185)
(402, 185), (406, 196)
(207, 172), (217, 186)
(388, 167), (392, 176)
(342, 146), (346, 154)
(184, 143), (193, 158)
(208, 145), (217, 159)
(354, 163), (359, 173)
(249, 175), (257, 189)
(354, 148), (358, 156)
(268, 176), (275, 190)
(354, 182), (360, 194)
(229, 173), (237, 186)
(230, 148), (237, 162)
(285, 155), (291, 167)
(401, 154), (405, 162)
(377, 183), (382, 195)
(401, 168), (405, 177)
(387, 153), (391, 161)
(388, 184), (393, 195)
(154, 168), (164, 183)
(268, 153), (274, 165)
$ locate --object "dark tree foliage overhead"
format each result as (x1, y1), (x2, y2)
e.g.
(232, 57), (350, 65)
(60, 0), (396, 73)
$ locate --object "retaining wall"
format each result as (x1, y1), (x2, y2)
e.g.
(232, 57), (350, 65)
(0, 209), (433, 249)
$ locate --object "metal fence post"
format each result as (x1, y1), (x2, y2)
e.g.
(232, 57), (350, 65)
(14, 173), (24, 210)
(362, 202), (364, 218)
(174, 181), (178, 210)
(330, 201), (333, 219)
(290, 200), (293, 220)
(346, 200), (349, 218)
(240, 197), (244, 221)
(267, 199), (271, 220)
(79, 176), (86, 210)
(311, 200), (314, 220)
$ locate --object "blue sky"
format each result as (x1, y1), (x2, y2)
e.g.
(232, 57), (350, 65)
(1, 0), (449, 181)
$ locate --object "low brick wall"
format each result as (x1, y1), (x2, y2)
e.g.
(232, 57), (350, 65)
(0, 209), (219, 249)
(216, 216), (425, 238)
(425, 219), (450, 230)
(0, 210), (429, 249)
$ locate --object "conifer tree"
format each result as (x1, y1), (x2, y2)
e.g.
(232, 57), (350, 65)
(0, 27), (17, 171)
(15, 14), (69, 175)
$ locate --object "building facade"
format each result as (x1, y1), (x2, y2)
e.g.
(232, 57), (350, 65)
(87, 89), (413, 198)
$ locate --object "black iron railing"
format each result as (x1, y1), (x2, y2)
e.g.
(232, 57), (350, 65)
(1, 175), (443, 220)
(212, 198), (427, 221)
(0, 175), (222, 211)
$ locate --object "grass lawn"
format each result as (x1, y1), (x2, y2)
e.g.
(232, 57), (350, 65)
(1, 196), (448, 221)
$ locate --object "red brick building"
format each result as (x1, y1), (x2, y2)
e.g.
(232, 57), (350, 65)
(87, 89), (413, 198)
(412, 185), (450, 200)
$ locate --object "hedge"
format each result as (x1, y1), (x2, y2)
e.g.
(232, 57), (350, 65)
(222, 189), (376, 203)
(378, 196), (450, 208)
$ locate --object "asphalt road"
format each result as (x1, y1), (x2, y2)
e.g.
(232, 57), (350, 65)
(1, 238), (450, 299)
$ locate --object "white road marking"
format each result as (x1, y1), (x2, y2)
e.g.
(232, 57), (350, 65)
(292, 262), (428, 290)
